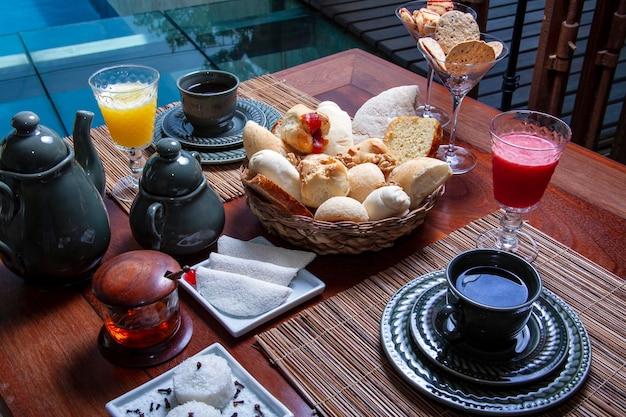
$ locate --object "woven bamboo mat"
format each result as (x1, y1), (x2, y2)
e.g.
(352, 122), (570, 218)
(78, 74), (320, 214)
(255, 211), (626, 417)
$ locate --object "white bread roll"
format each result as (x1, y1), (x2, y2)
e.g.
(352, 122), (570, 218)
(362, 185), (411, 220)
(173, 354), (235, 409)
(347, 162), (385, 203)
(279, 104), (330, 154)
(388, 157), (452, 209)
(383, 116), (442, 164)
(317, 101), (354, 156)
(242, 120), (286, 157)
(299, 154), (350, 208)
(351, 85), (420, 143)
(314, 196), (369, 222)
(248, 149), (301, 201)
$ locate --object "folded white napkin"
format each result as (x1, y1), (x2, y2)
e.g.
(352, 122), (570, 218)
(217, 235), (316, 269)
(209, 252), (298, 287)
(196, 266), (293, 317)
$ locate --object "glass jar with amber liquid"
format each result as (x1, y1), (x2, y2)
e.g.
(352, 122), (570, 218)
(92, 250), (192, 366)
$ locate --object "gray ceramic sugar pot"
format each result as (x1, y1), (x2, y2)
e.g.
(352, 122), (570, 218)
(130, 138), (225, 258)
(0, 111), (111, 289)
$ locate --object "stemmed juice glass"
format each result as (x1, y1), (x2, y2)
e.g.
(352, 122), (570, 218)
(89, 64), (160, 202)
(395, 1), (477, 128)
(477, 110), (572, 262)
(418, 34), (508, 174)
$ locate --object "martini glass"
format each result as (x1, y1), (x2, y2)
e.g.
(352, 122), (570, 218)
(418, 34), (508, 174)
(89, 65), (160, 202)
(477, 110), (571, 262)
(396, 1), (477, 128)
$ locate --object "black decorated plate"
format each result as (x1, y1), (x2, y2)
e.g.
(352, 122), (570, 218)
(380, 270), (592, 415)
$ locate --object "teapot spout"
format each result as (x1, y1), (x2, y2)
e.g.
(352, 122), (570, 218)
(73, 110), (106, 196)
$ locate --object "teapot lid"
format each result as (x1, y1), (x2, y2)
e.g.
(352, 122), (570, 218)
(92, 250), (180, 307)
(141, 138), (204, 197)
(0, 111), (69, 173)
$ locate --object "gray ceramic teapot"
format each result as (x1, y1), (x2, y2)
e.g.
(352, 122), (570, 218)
(130, 138), (225, 258)
(0, 111), (111, 289)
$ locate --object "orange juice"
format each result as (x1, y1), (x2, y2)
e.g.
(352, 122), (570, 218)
(97, 82), (157, 149)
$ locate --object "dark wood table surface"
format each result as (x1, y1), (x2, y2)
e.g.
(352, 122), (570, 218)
(1, 49), (625, 417)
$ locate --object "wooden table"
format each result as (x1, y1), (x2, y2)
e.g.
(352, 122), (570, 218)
(1, 49), (624, 417)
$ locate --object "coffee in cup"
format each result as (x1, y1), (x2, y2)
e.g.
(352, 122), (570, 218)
(177, 70), (239, 133)
(435, 249), (542, 350)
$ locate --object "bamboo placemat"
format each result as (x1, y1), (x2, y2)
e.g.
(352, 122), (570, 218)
(78, 74), (320, 214)
(255, 211), (626, 416)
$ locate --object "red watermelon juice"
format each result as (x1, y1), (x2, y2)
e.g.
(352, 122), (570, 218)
(492, 133), (560, 209)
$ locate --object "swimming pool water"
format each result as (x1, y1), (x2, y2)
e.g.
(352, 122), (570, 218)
(0, 0), (117, 36)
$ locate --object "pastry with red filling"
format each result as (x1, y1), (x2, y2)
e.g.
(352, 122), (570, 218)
(279, 104), (330, 154)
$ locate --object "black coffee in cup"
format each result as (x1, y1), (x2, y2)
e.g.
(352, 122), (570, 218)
(436, 249), (542, 350)
(186, 81), (232, 94)
(454, 266), (529, 308)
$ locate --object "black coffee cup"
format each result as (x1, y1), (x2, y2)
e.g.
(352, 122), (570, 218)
(435, 249), (542, 350)
(177, 70), (239, 133)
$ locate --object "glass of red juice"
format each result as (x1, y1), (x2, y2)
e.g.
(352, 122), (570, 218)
(477, 110), (571, 262)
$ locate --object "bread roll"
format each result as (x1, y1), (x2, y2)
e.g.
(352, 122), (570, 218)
(248, 149), (301, 201)
(388, 157), (452, 209)
(337, 138), (397, 177)
(299, 154), (350, 208)
(383, 116), (442, 164)
(314, 196), (369, 222)
(242, 173), (313, 217)
(242, 120), (286, 157)
(317, 101), (354, 156)
(351, 85), (420, 143)
(279, 104), (330, 154)
(362, 185), (411, 220)
(347, 162), (386, 203)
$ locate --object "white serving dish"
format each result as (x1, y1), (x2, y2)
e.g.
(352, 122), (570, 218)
(180, 236), (325, 337)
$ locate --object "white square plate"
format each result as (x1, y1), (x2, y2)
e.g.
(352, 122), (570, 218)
(105, 343), (293, 417)
(180, 236), (325, 337)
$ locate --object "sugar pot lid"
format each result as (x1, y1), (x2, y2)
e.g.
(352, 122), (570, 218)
(92, 250), (180, 307)
(141, 138), (204, 197)
(0, 111), (68, 173)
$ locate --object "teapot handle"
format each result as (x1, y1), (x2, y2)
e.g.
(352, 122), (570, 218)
(0, 181), (17, 222)
(146, 202), (165, 251)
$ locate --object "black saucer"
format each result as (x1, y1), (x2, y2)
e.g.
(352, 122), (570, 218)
(98, 309), (193, 368)
(409, 283), (570, 386)
(160, 98), (266, 150)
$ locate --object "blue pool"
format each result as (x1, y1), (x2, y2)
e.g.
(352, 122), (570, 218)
(0, 0), (118, 36)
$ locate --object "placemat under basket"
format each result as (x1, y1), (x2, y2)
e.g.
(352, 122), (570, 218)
(243, 183), (444, 255)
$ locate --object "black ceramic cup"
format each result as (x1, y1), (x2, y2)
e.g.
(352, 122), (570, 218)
(435, 249), (542, 350)
(177, 70), (239, 133)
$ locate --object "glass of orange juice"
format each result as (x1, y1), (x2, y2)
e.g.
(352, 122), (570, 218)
(89, 65), (160, 202)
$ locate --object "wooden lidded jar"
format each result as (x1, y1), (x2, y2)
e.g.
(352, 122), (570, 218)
(92, 250), (192, 366)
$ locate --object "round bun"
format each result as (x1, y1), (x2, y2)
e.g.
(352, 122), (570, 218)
(383, 116), (442, 164)
(173, 354), (235, 409)
(351, 85), (420, 143)
(248, 149), (301, 201)
(362, 185), (411, 221)
(314, 196), (369, 222)
(299, 154), (350, 208)
(317, 101), (354, 156)
(388, 157), (453, 209)
(167, 401), (221, 417)
(347, 162), (385, 203)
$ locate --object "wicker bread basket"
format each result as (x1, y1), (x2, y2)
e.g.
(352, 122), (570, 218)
(243, 180), (444, 255)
